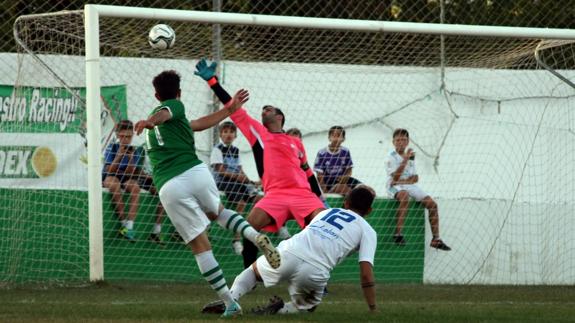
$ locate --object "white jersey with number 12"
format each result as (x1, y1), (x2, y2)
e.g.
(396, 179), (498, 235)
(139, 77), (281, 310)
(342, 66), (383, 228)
(279, 208), (377, 272)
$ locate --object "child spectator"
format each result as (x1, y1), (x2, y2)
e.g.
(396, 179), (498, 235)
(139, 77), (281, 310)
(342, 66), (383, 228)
(210, 121), (260, 254)
(314, 125), (362, 195)
(386, 128), (450, 251)
(286, 127), (302, 139)
(102, 119), (165, 243)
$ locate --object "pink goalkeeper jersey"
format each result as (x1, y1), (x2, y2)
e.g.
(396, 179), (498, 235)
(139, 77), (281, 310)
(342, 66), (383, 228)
(230, 108), (314, 193)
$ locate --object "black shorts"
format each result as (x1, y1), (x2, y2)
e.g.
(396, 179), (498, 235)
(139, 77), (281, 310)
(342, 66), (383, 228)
(216, 179), (256, 203)
(137, 175), (156, 193)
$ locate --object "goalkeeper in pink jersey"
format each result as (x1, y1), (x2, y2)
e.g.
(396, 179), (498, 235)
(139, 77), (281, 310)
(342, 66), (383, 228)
(195, 59), (327, 268)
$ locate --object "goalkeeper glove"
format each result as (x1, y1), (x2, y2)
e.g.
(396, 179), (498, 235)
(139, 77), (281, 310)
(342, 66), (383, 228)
(194, 58), (217, 81)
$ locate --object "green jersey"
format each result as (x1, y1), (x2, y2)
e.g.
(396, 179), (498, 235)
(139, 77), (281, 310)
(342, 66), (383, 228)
(144, 99), (202, 190)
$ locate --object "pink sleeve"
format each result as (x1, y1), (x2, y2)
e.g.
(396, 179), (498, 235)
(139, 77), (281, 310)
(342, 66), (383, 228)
(230, 108), (267, 146)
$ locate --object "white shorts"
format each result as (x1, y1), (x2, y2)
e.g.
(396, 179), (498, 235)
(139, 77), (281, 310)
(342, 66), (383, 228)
(388, 184), (429, 202)
(158, 163), (220, 244)
(256, 248), (329, 311)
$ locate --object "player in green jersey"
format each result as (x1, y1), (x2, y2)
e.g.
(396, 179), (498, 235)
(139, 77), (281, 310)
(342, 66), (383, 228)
(134, 70), (279, 317)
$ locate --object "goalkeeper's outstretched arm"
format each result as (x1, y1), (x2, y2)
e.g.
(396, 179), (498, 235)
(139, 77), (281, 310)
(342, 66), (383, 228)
(194, 58), (232, 104)
(195, 58), (267, 178)
(207, 77), (232, 105)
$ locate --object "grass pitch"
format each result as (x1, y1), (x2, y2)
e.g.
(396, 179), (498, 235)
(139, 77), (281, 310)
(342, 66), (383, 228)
(1, 283), (574, 322)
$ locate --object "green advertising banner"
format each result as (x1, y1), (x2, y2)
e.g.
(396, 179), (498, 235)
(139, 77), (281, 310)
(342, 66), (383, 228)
(0, 85), (128, 133)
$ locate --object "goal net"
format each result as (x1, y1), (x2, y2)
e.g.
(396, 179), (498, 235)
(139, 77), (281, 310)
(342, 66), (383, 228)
(3, 6), (575, 285)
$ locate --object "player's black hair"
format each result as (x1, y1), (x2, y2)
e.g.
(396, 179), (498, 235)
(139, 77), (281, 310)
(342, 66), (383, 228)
(262, 105), (285, 127)
(346, 185), (375, 216)
(153, 70), (180, 101)
(393, 128), (409, 138)
(286, 127), (302, 138)
(329, 125), (345, 138)
(116, 119), (133, 132)
(219, 121), (237, 133)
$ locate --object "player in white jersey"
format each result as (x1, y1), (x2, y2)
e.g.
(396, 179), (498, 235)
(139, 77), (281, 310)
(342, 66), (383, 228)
(202, 185), (378, 315)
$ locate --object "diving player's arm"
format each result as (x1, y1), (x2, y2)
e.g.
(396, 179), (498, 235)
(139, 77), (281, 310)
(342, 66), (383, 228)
(359, 261), (377, 312)
(358, 225), (378, 312)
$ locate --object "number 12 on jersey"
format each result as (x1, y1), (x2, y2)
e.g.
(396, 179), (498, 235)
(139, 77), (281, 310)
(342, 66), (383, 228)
(320, 209), (356, 230)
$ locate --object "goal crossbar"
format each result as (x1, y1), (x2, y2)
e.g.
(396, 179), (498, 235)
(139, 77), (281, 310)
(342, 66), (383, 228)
(85, 4), (575, 40)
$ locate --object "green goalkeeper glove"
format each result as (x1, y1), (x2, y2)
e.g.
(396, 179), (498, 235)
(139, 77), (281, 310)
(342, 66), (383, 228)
(194, 58), (217, 81)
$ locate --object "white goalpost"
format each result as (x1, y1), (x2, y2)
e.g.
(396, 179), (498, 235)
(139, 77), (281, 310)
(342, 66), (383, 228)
(5, 4), (575, 285)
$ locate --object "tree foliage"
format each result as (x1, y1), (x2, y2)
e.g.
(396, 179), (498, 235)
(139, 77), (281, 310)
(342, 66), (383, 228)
(3, 0), (575, 52)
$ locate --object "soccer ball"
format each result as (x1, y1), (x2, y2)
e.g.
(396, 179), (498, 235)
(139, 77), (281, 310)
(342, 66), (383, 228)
(148, 24), (175, 50)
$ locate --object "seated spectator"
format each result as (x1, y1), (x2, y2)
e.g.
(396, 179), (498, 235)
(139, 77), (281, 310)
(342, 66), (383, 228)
(386, 128), (450, 251)
(102, 119), (165, 244)
(210, 121), (261, 254)
(314, 125), (362, 195)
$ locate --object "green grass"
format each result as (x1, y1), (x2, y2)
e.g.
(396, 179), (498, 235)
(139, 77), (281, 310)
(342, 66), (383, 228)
(1, 283), (574, 322)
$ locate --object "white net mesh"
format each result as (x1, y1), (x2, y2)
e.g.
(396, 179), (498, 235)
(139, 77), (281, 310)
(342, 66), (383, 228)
(3, 9), (575, 285)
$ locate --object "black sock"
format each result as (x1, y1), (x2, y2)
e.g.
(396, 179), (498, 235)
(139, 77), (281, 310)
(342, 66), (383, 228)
(242, 238), (259, 268)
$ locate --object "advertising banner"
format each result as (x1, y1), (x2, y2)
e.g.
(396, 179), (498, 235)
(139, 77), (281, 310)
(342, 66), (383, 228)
(0, 85), (127, 188)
